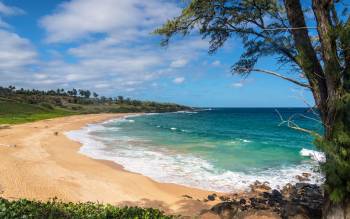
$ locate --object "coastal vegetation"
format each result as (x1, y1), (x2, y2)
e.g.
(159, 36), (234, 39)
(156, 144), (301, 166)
(155, 0), (350, 217)
(0, 198), (172, 219)
(0, 86), (190, 124)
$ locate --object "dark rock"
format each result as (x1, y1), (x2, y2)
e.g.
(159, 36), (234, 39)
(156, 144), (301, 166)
(219, 196), (230, 201)
(209, 183), (322, 219)
(239, 198), (246, 205)
(250, 197), (258, 207)
(263, 191), (271, 199)
(211, 202), (240, 219)
(207, 194), (216, 201)
(281, 203), (309, 219)
(272, 189), (282, 199)
(283, 183), (323, 219)
(270, 189), (283, 205)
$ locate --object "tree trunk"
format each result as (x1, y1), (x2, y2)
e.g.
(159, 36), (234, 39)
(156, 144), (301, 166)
(324, 198), (350, 219)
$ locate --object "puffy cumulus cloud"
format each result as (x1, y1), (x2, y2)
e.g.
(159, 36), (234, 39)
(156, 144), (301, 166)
(1, 0), (210, 96)
(173, 77), (185, 84)
(40, 0), (180, 43)
(28, 0), (210, 94)
(0, 30), (37, 69)
(0, 2), (37, 87)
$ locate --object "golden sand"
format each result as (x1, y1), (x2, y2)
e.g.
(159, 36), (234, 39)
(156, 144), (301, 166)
(0, 114), (219, 216)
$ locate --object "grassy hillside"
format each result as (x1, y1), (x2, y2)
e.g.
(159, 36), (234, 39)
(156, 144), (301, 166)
(0, 101), (75, 124)
(0, 86), (191, 124)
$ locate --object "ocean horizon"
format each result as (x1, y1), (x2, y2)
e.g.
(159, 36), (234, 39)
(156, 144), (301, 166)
(66, 108), (325, 192)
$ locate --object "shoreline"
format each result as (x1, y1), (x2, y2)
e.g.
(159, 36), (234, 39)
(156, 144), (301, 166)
(73, 113), (323, 193)
(0, 113), (218, 216)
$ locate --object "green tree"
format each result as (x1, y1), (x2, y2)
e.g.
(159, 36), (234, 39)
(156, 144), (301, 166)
(117, 96), (124, 104)
(93, 92), (99, 98)
(72, 88), (77, 97)
(85, 90), (91, 99)
(155, 0), (350, 217)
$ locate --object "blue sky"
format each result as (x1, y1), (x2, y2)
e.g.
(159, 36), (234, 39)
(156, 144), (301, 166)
(0, 0), (314, 107)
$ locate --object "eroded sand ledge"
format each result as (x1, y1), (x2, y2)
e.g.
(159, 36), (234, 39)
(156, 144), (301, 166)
(0, 113), (217, 216)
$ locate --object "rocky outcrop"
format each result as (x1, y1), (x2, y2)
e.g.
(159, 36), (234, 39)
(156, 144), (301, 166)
(203, 183), (323, 219)
(281, 183), (323, 219)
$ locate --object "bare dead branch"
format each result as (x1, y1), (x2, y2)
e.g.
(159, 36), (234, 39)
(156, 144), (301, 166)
(275, 109), (322, 138)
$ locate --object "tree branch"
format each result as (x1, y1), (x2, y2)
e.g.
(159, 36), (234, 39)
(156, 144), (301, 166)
(275, 109), (322, 138)
(262, 27), (317, 31)
(249, 68), (311, 88)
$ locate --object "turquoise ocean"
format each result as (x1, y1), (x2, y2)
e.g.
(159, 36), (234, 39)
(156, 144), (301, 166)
(66, 108), (325, 192)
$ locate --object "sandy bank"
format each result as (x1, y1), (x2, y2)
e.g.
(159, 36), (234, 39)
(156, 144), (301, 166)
(0, 113), (217, 216)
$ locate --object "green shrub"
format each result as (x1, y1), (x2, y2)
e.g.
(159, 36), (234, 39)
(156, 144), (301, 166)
(0, 198), (173, 219)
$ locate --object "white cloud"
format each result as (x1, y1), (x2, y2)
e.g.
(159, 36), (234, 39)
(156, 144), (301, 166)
(170, 58), (188, 68)
(1, 0), (210, 96)
(40, 0), (180, 43)
(0, 2), (24, 16)
(231, 82), (244, 88)
(94, 83), (110, 89)
(0, 30), (37, 70)
(212, 60), (221, 66)
(34, 73), (48, 80)
(173, 77), (185, 84)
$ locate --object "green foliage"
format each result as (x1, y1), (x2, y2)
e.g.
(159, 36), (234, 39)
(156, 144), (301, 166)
(314, 92), (350, 203)
(0, 101), (76, 124)
(0, 86), (191, 124)
(0, 198), (172, 219)
(154, 0), (300, 75)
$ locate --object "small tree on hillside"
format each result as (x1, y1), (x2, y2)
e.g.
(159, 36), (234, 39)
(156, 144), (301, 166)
(93, 92), (99, 98)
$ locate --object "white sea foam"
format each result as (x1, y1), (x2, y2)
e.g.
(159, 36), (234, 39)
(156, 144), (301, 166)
(172, 111), (198, 114)
(102, 114), (142, 125)
(229, 139), (252, 145)
(65, 120), (325, 192)
(170, 127), (177, 130)
(237, 138), (252, 143)
(300, 148), (326, 163)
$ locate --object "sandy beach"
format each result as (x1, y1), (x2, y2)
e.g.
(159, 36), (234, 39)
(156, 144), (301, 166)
(0, 114), (217, 216)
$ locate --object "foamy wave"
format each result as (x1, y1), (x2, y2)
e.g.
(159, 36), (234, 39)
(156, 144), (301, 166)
(238, 138), (252, 143)
(170, 127), (177, 131)
(300, 148), (326, 163)
(229, 139), (252, 145)
(102, 114), (142, 125)
(172, 111), (198, 114)
(65, 123), (324, 192)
